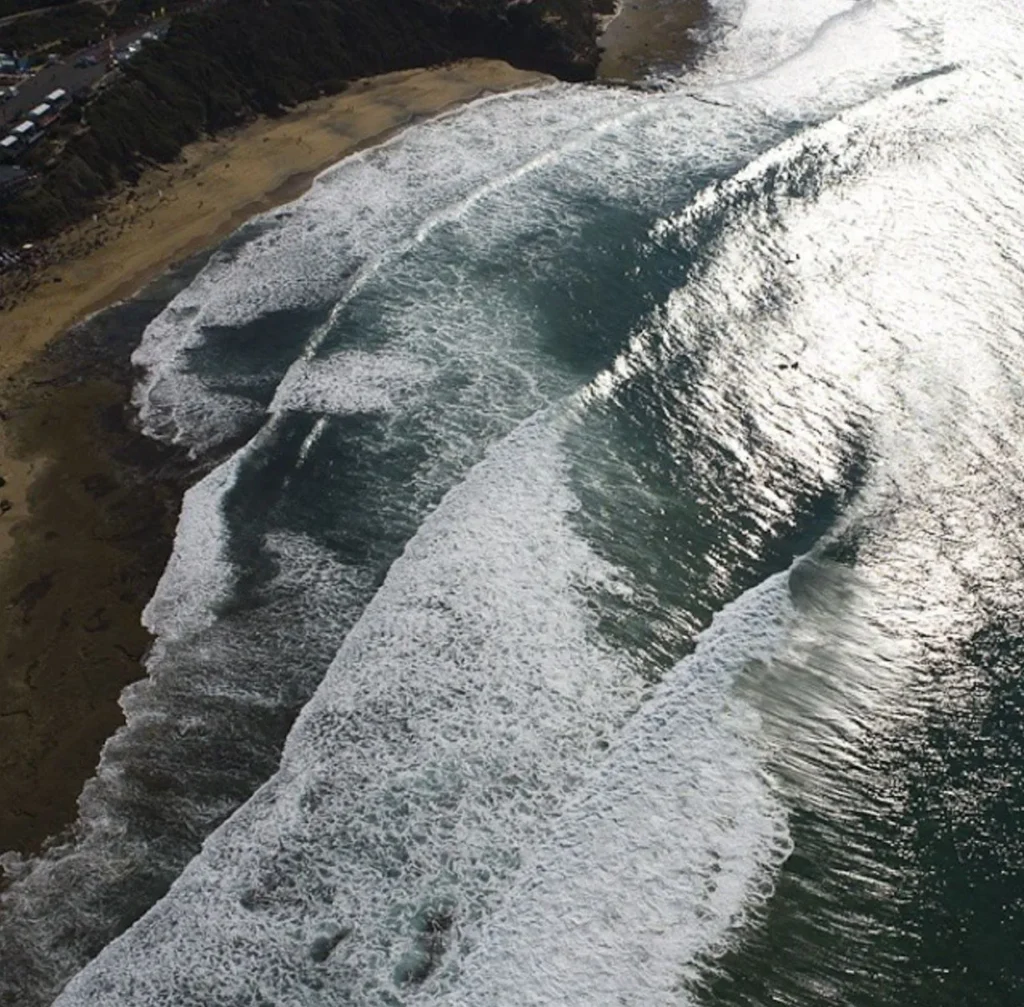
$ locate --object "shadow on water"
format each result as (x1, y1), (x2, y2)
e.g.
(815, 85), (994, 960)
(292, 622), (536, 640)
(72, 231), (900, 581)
(184, 304), (334, 414)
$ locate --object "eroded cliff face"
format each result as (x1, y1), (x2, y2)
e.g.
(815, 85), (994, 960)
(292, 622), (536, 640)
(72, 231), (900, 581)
(1, 0), (608, 244)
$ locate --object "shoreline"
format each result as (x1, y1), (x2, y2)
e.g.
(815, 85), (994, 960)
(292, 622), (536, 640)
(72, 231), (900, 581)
(0, 60), (554, 381)
(0, 2), (707, 858)
(597, 0), (708, 82)
(0, 58), (552, 857)
(0, 58), (555, 569)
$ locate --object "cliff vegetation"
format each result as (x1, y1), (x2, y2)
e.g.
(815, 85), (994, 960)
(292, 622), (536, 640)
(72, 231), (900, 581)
(1, 0), (608, 245)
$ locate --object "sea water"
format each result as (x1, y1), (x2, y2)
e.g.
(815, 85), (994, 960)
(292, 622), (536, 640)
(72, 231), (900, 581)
(3, 0), (1023, 1002)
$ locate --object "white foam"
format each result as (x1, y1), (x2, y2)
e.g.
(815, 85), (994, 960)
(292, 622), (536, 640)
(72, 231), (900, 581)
(50, 392), (797, 1007)
(428, 572), (794, 1006)
(130, 0), (947, 458)
(131, 0), (955, 458)
(698, 0), (939, 92)
(270, 350), (432, 415)
(140, 446), (243, 642)
(700, 0), (861, 82)
(49, 414), (638, 1004)
(130, 85), (647, 452)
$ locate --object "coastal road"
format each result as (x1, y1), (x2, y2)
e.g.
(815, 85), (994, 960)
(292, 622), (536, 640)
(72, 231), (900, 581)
(0, 22), (166, 131)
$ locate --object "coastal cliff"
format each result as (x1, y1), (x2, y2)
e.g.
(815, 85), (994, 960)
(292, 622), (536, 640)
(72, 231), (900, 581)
(0, 0), (609, 244)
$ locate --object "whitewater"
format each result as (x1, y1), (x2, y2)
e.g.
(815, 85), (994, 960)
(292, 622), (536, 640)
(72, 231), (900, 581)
(3, 0), (1024, 1003)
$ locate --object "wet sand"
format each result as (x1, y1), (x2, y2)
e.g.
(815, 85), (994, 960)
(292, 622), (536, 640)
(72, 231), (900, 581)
(0, 9), (710, 856)
(598, 0), (708, 81)
(0, 59), (552, 857)
(0, 264), (205, 857)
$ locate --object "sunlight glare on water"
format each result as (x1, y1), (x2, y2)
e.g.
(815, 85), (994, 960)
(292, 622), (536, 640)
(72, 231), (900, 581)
(4, 0), (1024, 1004)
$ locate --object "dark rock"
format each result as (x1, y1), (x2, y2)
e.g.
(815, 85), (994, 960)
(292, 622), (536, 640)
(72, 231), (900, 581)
(308, 924), (353, 963)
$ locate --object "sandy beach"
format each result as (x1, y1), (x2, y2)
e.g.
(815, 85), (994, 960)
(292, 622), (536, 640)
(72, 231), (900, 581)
(0, 58), (552, 857)
(0, 2), (704, 858)
(598, 0), (707, 81)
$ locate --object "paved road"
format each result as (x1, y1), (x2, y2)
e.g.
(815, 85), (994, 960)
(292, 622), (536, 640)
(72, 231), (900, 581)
(0, 22), (165, 132)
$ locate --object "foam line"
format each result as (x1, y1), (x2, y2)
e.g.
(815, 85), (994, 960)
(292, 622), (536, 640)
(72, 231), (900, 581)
(53, 412), (797, 1007)
(430, 571), (795, 1006)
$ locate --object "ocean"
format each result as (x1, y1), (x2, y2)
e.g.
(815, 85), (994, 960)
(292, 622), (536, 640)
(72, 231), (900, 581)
(2, 0), (1023, 1002)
